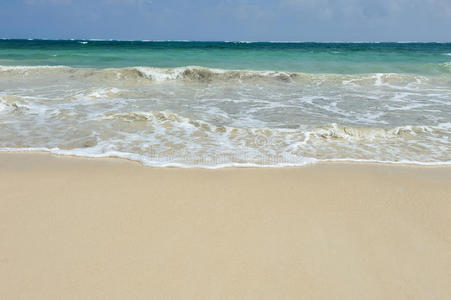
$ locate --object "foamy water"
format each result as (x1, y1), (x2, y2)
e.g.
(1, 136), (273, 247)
(1, 61), (449, 167)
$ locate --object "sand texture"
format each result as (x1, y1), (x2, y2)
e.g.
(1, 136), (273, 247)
(1, 152), (451, 299)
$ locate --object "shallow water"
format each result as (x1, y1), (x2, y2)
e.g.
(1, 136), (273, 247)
(0, 40), (450, 167)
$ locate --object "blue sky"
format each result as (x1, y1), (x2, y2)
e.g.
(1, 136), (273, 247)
(1, 0), (451, 41)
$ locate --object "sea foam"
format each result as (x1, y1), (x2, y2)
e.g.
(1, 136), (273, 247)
(0, 64), (450, 168)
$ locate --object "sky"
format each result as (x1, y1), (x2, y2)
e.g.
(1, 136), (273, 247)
(1, 0), (450, 41)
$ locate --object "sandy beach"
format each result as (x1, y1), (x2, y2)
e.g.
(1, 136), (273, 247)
(1, 152), (450, 299)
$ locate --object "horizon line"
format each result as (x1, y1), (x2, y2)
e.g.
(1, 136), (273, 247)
(1, 38), (451, 44)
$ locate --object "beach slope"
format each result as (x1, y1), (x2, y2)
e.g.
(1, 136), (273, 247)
(1, 152), (450, 299)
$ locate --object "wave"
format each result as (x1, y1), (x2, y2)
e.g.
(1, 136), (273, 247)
(1, 62), (449, 168)
(1, 146), (449, 169)
(1, 65), (449, 86)
(102, 111), (445, 140)
(1, 103), (449, 167)
(308, 123), (438, 140)
(439, 62), (451, 72)
(0, 65), (300, 83)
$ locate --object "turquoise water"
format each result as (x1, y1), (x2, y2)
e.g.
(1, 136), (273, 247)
(1, 40), (451, 74)
(0, 40), (450, 167)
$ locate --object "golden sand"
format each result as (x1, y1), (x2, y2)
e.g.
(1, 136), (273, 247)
(1, 152), (450, 299)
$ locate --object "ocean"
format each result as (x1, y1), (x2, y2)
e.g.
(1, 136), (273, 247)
(0, 40), (450, 167)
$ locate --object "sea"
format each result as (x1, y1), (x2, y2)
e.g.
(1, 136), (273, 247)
(0, 40), (450, 167)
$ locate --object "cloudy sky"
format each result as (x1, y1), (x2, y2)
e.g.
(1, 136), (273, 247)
(1, 0), (450, 41)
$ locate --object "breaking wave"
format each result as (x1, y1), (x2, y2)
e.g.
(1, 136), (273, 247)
(0, 65), (299, 83)
(1, 107), (449, 167)
(1, 63), (450, 168)
(1, 65), (449, 86)
(439, 62), (451, 72)
(102, 111), (443, 141)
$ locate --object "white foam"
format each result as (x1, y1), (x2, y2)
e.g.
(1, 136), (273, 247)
(1, 65), (449, 168)
(2, 147), (450, 168)
(135, 67), (184, 81)
(135, 66), (230, 81)
(86, 87), (121, 99)
(439, 62), (451, 71)
(0, 65), (68, 71)
(436, 122), (451, 130)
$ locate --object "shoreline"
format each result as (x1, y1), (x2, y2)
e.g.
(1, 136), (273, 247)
(1, 152), (450, 299)
(1, 149), (450, 169)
